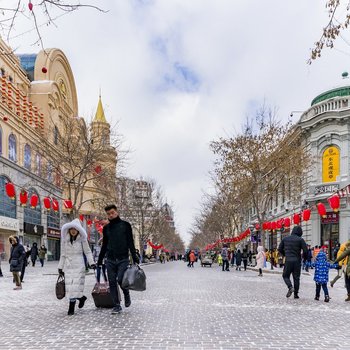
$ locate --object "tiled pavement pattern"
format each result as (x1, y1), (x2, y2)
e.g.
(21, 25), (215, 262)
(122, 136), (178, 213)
(0, 260), (349, 350)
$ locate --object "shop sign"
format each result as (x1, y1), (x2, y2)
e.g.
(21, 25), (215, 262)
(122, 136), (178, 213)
(47, 228), (61, 239)
(315, 184), (339, 195)
(322, 146), (340, 183)
(24, 222), (44, 236)
(321, 212), (339, 224)
(0, 216), (19, 231)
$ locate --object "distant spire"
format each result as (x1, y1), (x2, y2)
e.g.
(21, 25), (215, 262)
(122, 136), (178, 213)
(94, 94), (107, 123)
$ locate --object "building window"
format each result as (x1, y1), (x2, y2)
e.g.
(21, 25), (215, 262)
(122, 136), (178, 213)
(47, 162), (53, 182)
(24, 144), (31, 170)
(0, 176), (16, 219)
(47, 209), (60, 229)
(35, 153), (42, 177)
(8, 76), (13, 83)
(0, 68), (5, 77)
(24, 189), (41, 225)
(54, 126), (58, 145)
(275, 188), (279, 208)
(8, 134), (17, 162)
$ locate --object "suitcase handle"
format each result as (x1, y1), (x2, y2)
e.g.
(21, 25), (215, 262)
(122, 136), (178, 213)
(95, 265), (108, 283)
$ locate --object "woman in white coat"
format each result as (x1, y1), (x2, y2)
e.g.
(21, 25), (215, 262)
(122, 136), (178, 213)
(58, 219), (96, 315)
(256, 246), (266, 277)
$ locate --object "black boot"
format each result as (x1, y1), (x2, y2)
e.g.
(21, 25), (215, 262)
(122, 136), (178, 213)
(68, 301), (76, 316)
(324, 295), (330, 302)
(78, 296), (87, 309)
(124, 292), (131, 308)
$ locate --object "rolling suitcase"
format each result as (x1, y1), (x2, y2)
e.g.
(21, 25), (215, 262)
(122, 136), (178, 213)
(91, 266), (119, 308)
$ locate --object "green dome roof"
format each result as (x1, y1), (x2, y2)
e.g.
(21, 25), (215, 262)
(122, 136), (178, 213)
(311, 86), (350, 106)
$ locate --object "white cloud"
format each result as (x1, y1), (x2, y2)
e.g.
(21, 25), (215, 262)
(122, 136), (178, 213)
(4, 0), (350, 244)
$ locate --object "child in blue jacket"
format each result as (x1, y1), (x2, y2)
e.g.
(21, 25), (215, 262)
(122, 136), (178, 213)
(312, 250), (338, 302)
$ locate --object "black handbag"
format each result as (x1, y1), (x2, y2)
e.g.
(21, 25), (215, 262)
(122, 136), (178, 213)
(121, 264), (146, 291)
(55, 275), (66, 300)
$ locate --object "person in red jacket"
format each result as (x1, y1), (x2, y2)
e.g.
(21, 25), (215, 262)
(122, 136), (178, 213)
(189, 251), (196, 267)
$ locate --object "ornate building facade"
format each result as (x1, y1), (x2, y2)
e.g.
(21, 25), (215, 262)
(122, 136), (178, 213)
(0, 38), (117, 260)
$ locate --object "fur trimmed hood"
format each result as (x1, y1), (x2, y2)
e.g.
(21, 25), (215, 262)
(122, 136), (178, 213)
(61, 219), (88, 242)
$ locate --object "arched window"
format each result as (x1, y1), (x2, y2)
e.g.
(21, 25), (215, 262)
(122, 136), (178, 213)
(24, 188), (41, 225)
(8, 134), (17, 162)
(54, 126), (59, 145)
(24, 144), (31, 170)
(0, 175), (16, 218)
(47, 162), (53, 182)
(35, 153), (42, 176)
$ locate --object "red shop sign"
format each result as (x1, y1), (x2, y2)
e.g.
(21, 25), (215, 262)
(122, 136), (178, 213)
(321, 212), (339, 224)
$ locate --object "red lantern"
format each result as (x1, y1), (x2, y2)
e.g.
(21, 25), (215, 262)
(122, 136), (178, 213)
(266, 222), (272, 230)
(317, 203), (327, 218)
(293, 213), (301, 225)
(94, 165), (102, 174)
(3, 116), (8, 122)
(302, 209), (311, 222)
(5, 182), (16, 199)
(43, 197), (51, 210)
(79, 214), (84, 222)
(28, 1), (33, 11)
(284, 217), (291, 228)
(30, 194), (38, 208)
(20, 190), (28, 206)
(328, 195), (340, 212)
(52, 199), (59, 212)
(63, 199), (73, 209)
(255, 223), (260, 230)
(41, 67), (47, 74)
(87, 219), (92, 227)
(271, 222), (277, 230)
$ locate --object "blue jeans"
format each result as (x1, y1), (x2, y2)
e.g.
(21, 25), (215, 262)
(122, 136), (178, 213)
(315, 282), (329, 297)
(106, 258), (130, 306)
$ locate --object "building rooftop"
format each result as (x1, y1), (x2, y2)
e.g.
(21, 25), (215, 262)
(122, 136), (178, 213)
(94, 96), (107, 123)
(311, 86), (350, 106)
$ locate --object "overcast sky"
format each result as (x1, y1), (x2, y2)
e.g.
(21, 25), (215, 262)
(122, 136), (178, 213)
(5, 1), (350, 244)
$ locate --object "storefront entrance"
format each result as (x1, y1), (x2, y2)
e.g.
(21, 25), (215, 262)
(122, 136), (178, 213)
(23, 222), (44, 251)
(47, 228), (61, 261)
(321, 212), (339, 260)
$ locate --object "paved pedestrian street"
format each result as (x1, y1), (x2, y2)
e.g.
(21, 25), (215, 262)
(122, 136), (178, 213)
(0, 261), (349, 350)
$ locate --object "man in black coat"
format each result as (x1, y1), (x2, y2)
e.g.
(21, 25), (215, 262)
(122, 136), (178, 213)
(97, 204), (139, 314)
(278, 225), (308, 299)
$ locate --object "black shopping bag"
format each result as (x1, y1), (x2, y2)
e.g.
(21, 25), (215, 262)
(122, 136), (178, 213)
(121, 264), (146, 291)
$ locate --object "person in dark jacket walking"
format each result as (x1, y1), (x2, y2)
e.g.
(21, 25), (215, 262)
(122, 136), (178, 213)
(30, 242), (39, 267)
(98, 205), (139, 315)
(242, 249), (248, 271)
(235, 249), (242, 271)
(278, 226), (308, 299)
(221, 245), (230, 271)
(9, 236), (25, 290)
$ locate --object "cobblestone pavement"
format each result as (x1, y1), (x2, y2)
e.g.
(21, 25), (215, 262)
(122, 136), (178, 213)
(0, 260), (349, 350)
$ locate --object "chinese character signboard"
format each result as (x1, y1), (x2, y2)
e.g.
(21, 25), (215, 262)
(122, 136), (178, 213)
(321, 212), (339, 224)
(314, 184), (340, 195)
(322, 146), (340, 183)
